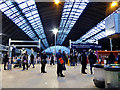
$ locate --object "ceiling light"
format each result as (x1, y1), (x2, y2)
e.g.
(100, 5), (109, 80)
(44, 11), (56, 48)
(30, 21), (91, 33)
(53, 28), (58, 34)
(55, 0), (60, 5)
(111, 1), (118, 7)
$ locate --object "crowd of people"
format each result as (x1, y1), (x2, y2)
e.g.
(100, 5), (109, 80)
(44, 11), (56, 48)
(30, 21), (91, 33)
(3, 51), (37, 71)
(2, 49), (120, 77)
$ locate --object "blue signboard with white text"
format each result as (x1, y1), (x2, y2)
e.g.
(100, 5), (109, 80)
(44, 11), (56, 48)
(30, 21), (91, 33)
(71, 43), (102, 49)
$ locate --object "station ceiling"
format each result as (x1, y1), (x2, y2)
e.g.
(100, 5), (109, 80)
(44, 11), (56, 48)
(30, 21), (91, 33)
(1, 1), (120, 51)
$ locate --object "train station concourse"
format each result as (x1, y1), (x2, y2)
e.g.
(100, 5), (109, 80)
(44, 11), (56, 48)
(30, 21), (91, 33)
(0, 0), (120, 89)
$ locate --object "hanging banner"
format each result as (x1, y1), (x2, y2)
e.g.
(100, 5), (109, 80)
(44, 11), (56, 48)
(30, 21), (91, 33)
(71, 43), (102, 49)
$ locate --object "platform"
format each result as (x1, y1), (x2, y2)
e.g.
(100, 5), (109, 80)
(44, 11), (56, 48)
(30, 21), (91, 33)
(1, 64), (96, 88)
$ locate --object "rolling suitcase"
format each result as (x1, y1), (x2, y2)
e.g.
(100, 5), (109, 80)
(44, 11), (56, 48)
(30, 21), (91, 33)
(8, 64), (12, 70)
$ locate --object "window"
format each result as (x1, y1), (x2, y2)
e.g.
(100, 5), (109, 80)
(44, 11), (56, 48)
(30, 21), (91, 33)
(19, 3), (27, 9)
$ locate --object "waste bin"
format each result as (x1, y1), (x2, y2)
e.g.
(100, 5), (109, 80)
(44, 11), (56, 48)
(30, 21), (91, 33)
(93, 64), (105, 88)
(104, 64), (120, 88)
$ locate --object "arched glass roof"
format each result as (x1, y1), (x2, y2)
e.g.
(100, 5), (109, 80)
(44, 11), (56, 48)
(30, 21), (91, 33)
(57, 0), (89, 45)
(42, 46), (70, 54)
(0, 0), (49, 49)
(76, 7), (120, 43)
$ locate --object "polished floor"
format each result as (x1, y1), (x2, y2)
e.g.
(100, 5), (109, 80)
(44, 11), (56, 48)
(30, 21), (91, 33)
(1, 64), (96, 88)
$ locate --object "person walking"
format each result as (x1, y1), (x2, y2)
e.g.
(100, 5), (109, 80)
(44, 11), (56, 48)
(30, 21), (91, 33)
(29, 54), (35, 68)
(108, 52), (115, 64)
(81, 51), (87, 74)
(50, 54), (55, 65)
(88, 51), (97, 74)
(41, 52), (47, 73)
(3, 52), (9, 70)
(22, 53), (28, 70)
(56, 50), (65, 77)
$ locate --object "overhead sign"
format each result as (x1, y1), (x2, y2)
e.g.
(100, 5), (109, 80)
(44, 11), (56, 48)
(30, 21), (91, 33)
(105, 13), (120, 36)
(71, 43), (102, 49)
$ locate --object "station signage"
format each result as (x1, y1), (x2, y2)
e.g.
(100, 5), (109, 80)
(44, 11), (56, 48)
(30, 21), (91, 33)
(71, 43), (102, 49)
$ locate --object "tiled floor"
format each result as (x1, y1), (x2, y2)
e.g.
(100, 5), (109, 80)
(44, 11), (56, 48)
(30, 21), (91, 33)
(1, 64), (96, 88)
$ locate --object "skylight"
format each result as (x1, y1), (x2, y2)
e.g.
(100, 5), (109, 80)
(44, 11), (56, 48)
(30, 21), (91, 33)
(0, 0), (49, 49)
(57, 0), (89, 45)
(76, 7), (120, 43)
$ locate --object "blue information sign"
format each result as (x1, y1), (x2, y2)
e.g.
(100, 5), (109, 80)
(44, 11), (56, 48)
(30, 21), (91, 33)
(71, 43), (102, 49)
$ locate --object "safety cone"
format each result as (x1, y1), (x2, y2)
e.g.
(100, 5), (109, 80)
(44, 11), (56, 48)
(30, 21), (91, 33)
(68, 59), (70, 66)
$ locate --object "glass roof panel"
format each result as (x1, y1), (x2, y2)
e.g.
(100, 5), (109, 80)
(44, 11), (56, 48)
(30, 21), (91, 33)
(0, 1), (45, 49)
(57, 0), (89, 45)
(43, 46), (70, 54)
(18, 2), (27, 9)
(15, 0), (49, 48)
(27, 0), (35, 6)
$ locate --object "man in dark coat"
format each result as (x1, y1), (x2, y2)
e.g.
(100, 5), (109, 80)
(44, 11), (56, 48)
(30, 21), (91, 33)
(108, 52), (115, 64)
(74, 53), (78, 66)
(3, 52), (9, 70)
(88, 51), (97, 74)
(50, 54), (55, 65)
(29, 54), (35, 68)
(81, 51), (87, 74)
(70, 53), (73, 66)
(56, 50), (65, 77)
(41, 52), (47, 73)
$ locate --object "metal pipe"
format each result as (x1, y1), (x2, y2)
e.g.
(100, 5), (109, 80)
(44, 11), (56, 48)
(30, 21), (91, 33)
(0, 49), (8, 51)
(39, 39), (41, 49)
(110, 38), (113, 51)
(55, 33), (56, 56)
(69, 40), (71, 49)
(10, 40), (39, 43)
(9, 38), (12, 58)
(11, 45), (38, 47)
